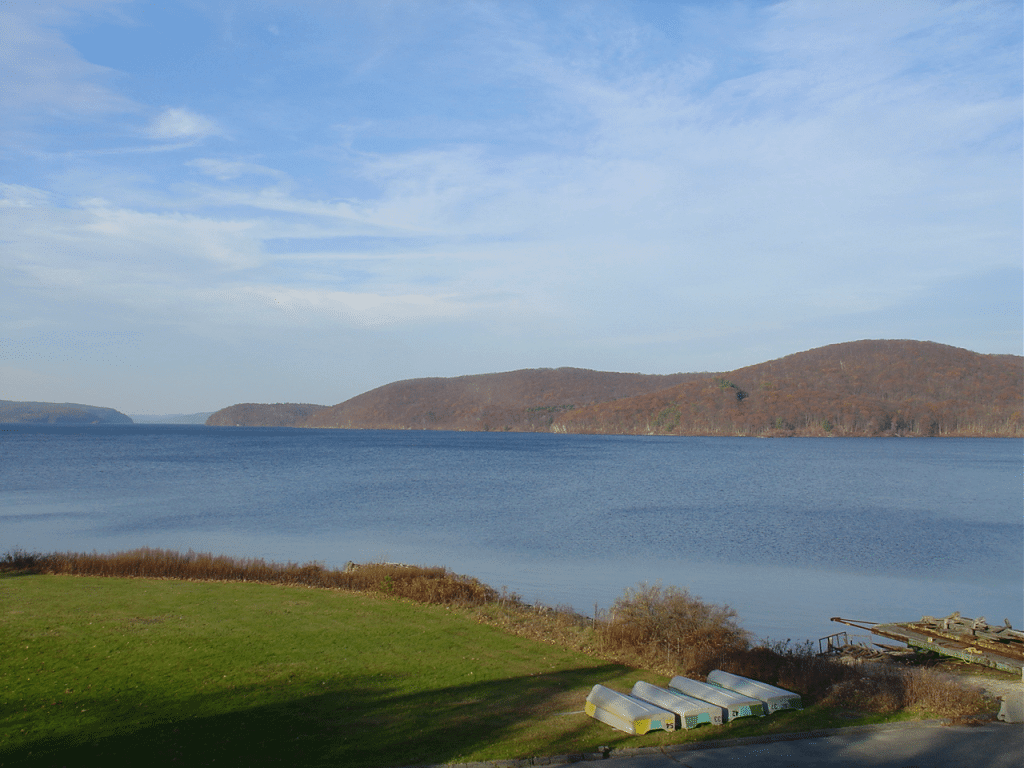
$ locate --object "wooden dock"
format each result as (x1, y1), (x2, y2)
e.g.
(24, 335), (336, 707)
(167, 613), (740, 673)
(829, 614), (1024, 674)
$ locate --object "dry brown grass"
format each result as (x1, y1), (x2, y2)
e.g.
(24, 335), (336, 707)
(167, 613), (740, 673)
(710, 641), (989, 719)
(0, 548), (501, 606)
(816, 665), (988, 717)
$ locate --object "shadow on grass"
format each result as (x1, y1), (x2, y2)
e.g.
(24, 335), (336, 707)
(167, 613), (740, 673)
(0, 569), (38, 579)
(3, 664), (629, 768)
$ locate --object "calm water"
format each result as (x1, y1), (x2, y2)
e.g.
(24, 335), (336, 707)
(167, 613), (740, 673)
(1, 425), (1020, 642)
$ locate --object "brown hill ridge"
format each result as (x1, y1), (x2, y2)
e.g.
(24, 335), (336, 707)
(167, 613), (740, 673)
(206, 340), (1023, 436)
(205, 403), (328, 428)
(551, 340), (1022, 437)
(0, 400), (133, 425)
(304, 368), (707, 432)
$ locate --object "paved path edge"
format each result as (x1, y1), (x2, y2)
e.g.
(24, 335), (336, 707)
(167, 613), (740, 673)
(406, 718), (1024, 768)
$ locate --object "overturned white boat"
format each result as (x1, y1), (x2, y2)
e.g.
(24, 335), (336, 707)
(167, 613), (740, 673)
(630, 680), (723, 729)
(706, 669), (802, 712)
(585, 684), (676, 735)
(668, 676), (765, 721)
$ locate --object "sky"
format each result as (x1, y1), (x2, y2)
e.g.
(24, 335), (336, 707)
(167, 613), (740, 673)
(1, 0), (1021, 415)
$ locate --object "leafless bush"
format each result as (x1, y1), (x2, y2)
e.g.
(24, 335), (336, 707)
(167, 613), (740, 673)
(0, 548), (43, 573)
(885, 666), (988, 718)
(598, 582), (749, 674)
(713, 642), (851, 699)
(816, 669), (905, 712)
(714, 642), (989, 718)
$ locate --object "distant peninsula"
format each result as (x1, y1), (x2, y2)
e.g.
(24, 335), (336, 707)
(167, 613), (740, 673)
(205, 403), (329, 428)
(0, 400), (134, 425)
(206, 340), (1024, 437)
(129, 412), (215, 425)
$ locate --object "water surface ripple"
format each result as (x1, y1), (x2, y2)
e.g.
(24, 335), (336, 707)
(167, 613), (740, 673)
(2, 425), (1020, 641)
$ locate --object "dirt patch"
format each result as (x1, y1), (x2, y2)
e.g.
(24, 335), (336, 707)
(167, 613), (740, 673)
(963, 674), (1024, 701)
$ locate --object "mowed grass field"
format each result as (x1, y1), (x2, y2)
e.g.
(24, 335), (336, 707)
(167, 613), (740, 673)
(1, 573), (952, 768)
(3, 573), (672, 767)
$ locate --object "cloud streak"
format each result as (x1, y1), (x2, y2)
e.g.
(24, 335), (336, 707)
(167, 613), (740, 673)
(0, 1), (136, 121)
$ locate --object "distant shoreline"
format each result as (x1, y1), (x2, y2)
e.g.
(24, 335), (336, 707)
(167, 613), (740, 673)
(5, 421), (1020, 438)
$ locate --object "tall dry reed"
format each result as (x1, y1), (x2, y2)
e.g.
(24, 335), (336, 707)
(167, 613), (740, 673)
(713, 641), (989, 719)
(1, 548), (501, 606)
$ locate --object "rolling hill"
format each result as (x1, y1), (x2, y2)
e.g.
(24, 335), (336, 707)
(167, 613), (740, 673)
(303, 368), (708, 432)
(548, 340), (1022, 437)
(204, 403), (329, 427)
(206, 340), (1023, 437)
(0, 400), (134, 425)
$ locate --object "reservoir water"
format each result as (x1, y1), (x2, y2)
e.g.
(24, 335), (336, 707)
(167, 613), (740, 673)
(1, 425), (1020, 643)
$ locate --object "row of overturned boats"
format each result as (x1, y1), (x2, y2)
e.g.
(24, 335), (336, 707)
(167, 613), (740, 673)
(585, 670), (801, 735)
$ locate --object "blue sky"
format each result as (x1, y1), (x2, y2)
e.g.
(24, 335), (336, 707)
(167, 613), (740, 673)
(2, 0), (1021, 414)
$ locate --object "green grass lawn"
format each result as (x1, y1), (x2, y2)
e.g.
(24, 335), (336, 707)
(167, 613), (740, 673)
(1, 574), (905, 768)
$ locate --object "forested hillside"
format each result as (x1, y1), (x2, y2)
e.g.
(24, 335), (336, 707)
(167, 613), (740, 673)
(304, 368), (708, 431)
(205, 340), (1022, 437)
(205, 403), (328, 427)
(550, 341), (1022, 437)
(0, 401), (133, 425)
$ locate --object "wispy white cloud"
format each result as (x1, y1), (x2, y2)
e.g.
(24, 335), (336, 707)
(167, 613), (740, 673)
(0, 1), (136, 121)
(0, 183), (52, 207)
(187, 158), (288, 181)
(147, 107), (222, 140)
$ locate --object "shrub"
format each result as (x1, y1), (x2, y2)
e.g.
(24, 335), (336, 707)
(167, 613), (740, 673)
(599, 582), (749, 674)
(713, 641), (989, 719)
